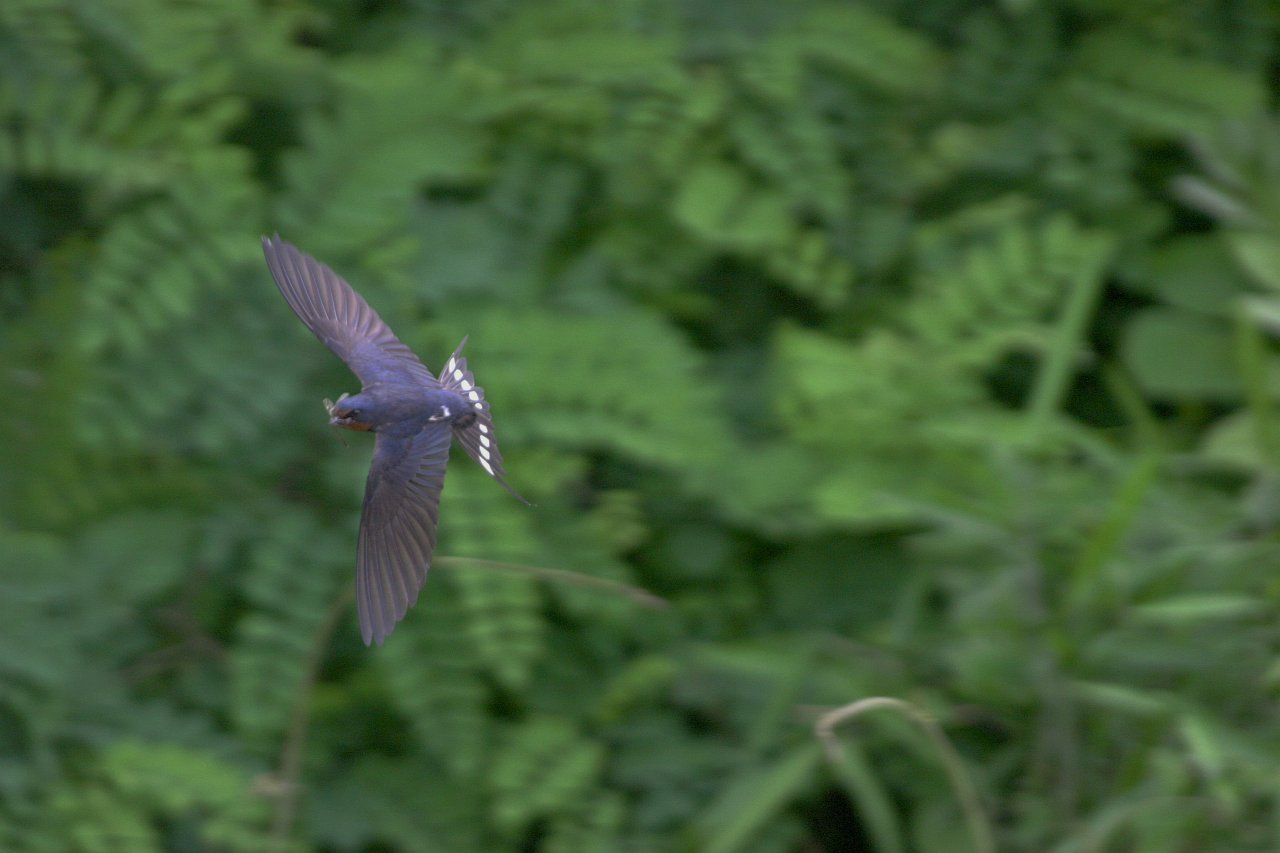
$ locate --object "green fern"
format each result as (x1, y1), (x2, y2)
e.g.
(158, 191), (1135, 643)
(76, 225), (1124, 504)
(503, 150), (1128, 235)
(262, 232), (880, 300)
(275, 49), (487, 254)
(488, 716), (605, 838)
(230, 507), (348, 749)
(0, 511), (219, 820)
(786, 5), (943, 96)
(374, 576), (492, 778)
(462, 307), (730, 484)
(438, 468), (546, 691)
(542, 790), (627, 853)
(0, 1), (87, 82)
(1064, 30), (1267, 137)
(306, 754), (487, 852)
(904, 213), (1114, 366)
(593, 84), (723, 208)
(673, 159), (793, 253)
(481, 1), (681, 89)
(14, 741), (270, 853)
(772, 214), (1115, 525)
(3, 0), (1280, 850)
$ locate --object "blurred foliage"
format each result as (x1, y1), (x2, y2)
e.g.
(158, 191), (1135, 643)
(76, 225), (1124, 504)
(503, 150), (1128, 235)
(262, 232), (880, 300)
(2, 0), (1280, 850)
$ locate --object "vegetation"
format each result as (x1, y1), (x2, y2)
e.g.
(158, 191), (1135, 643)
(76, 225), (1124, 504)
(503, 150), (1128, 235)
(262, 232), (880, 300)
(3, 1), (1280, 850)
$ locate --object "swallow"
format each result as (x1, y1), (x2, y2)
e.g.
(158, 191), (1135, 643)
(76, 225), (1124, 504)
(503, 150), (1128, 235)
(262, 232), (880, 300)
(262, 235), (527, 646)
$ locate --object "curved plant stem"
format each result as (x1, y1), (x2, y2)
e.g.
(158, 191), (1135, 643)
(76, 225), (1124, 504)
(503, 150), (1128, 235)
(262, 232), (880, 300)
(268, 585), (352, 852)
(433, 555), (669, 609)
(815, 696), (996, 853)
(266, 557), (664, 850)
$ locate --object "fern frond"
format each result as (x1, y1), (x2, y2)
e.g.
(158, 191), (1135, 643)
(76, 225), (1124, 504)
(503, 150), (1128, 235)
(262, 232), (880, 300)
(488, 716), (605, 837)
(438, 468), (545, 691)
(474, 0), (682, 93)
(306, 754), (487, 852)
(373, 582), (491, 776)
(463, 307), (730, 482)
(230, 508), (348, 749)
(772, 215), (1115, 525)
(903, 214), (1115, 367)
(593, 84), (724, 208)
(785, 5), (942, 95)
(275, 54), (487, 254)
(543, 790), (627, 853)
(16, 741), (270, 853)
(0, 1), (85, 82)
(729, 102), (847, 221)
(762, 226), (856, 309)
(1064, 30), (1266, 137)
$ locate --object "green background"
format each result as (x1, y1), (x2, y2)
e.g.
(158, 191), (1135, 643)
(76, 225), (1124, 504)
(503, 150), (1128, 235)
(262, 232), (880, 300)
(3, 1), (1280, 850)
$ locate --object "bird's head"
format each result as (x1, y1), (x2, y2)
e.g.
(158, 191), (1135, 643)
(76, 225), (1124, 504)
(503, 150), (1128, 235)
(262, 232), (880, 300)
(324, 393), (374, 431)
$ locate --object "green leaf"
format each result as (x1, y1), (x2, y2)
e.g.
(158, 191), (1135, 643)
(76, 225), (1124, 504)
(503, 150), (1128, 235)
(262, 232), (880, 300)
(1199, 411), (1265, 471)
(1228, 231), (1280, 292)
(1121, 310), (1240, 400)
(1070, 681), (1173, 718)
(827, 739), (906, 853)
(1131, 594), (1268, 624)
(695, 743), (823, 853)
(1127, 235), (1252, 315)
(673, 160), (792, 251)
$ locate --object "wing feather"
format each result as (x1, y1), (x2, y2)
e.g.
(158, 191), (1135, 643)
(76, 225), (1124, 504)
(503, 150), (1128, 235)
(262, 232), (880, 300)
(262, 235), (440, 389)
(356, 422), (453, 645)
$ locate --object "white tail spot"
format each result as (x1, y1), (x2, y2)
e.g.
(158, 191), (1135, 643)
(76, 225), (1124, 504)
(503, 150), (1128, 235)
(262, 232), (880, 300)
(479, 435), (490, 448)
(460, 379), (473, 391)
(479, 445), (491, 460)
(446, 358), (455, 372)
(468, 390), (480, 401)
(453, 369), (464, 381)
(479, 457), (494, 476)
(478, 423), (489, 434)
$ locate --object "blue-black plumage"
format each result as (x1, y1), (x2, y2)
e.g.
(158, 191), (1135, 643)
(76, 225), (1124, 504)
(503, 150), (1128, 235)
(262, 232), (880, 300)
(262, 235), (526, 646)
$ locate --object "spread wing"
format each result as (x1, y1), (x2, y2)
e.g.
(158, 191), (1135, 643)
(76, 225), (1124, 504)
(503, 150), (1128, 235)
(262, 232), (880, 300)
(262, 235), (440, 389)
(356, 422), (453, 645)
(439, 337), (529, 505)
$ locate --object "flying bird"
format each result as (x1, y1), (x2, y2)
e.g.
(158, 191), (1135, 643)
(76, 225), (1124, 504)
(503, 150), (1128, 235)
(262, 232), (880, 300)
(262, 235), (527, 646)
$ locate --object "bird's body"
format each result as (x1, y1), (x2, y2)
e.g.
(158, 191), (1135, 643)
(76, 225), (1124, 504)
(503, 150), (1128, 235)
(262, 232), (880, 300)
(328, 387), (467, 435)
(261, 235), (525, 646)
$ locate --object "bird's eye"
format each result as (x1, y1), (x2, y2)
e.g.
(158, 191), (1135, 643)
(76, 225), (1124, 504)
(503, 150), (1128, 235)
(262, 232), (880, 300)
(346, 409), (361, 419)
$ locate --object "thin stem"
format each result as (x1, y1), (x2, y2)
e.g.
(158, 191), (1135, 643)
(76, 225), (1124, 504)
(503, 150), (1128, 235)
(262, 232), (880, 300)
(268, 586), (353, 852)
(432, 555), (669, 609)
(815, 696), (996, 853)
(1236, 302), (1280, 468)
(1026, 234), (1112, 436)
(264, 558), (663, 850)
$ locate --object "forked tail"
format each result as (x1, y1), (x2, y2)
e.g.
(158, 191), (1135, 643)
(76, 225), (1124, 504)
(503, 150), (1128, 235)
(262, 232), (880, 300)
(439, 337), (530, 504)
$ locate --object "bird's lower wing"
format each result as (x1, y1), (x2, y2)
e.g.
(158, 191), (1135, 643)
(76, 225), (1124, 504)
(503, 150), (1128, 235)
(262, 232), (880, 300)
(356, 422), (453, 645)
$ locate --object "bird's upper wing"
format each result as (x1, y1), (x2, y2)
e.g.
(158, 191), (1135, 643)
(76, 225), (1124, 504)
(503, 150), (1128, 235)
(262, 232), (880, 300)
(262, 235), (440, 389)
(439, 338), (530, 504)
(356, 421), (453, 645)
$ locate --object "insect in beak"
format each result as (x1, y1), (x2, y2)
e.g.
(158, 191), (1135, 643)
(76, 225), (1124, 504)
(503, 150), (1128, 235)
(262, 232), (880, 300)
(324, 392), (349, 419)
(324, 394), (350, 447)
